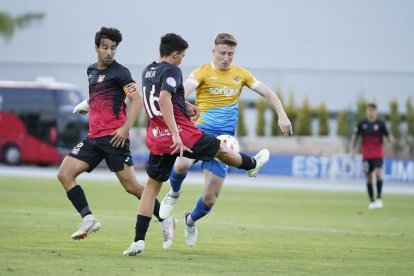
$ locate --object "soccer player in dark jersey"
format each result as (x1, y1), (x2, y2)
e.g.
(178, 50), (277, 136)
(57, 27), (176, 249)
(350, 102), (395, 210)
(122, 33), (270, 256)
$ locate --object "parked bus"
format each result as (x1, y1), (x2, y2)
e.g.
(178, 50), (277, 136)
(0, 80), (88, 165)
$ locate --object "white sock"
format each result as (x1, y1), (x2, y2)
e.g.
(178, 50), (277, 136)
(170, 190), (181, 198)
(83, 214), (95, 221)
(186, 213), (195, 226)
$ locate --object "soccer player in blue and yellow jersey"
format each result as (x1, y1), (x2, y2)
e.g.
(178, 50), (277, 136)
(57, 27), (175, 249)
(159, 33), (292, 246)
(350, 103), (394, 210)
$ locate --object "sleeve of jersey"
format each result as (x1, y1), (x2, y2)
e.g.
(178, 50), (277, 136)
(118, 68), (139, 97)
(185, 68), (203, 87)
(243, 68), (261, 89)
(161, 67), (181, 94)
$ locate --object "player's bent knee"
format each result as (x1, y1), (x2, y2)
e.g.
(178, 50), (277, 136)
(125, 186), (142, 197)
(203, 195), (218, 207)
(56, 169), (71, 185)
(175, 159), (192, 173)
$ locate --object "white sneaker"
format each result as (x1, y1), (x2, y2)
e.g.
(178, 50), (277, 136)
(71, 215), (101, 240)
(375, 199), (383, 209)
(247, 149), (270, 177)
(160, 190), (180, 219)
(184, 211), (198, 247)
(123, 240), (145, 256)
(162, 216), (176, 249)
(368, 201), (377, 210)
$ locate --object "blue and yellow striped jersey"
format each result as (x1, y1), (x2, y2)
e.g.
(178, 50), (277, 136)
(187, 62), (260, 136)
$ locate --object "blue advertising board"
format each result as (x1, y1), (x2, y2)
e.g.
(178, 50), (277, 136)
(133, 153), (414, 183)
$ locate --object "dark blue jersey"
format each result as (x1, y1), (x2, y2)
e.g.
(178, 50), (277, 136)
(142, 61), (202, 154)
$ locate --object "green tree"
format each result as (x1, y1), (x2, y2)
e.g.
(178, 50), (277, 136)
(355, 96), (366, 123)
(296, 98), (312, 135)
(256, 99), (267, 136)
(0, 11), (45, 40)
(389, 99), (401, 139)
(389, 99), (401, 155)
(406, 97), (414, 157)
(336, 110), (349, 137)
(237, 101), (247, 137)
(271, 87), (283, 136)
(317, 102), (329, 136)
(406, 97), (414, 136)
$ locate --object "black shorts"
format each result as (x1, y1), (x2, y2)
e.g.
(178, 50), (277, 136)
(363, 158), (383, 173)
(68, 136), (133, 172)
(146, 133), (220, 182)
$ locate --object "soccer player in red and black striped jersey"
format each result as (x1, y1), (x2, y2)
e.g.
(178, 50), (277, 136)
(57, 27), (175, 247)
(350, 102), (395, 210)
(122, 33), (270, 256)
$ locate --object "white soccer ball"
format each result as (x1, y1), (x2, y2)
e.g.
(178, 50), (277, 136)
(217, 134), (240, 152)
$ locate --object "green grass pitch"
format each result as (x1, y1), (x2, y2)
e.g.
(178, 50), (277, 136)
(0, 175), (413, 275)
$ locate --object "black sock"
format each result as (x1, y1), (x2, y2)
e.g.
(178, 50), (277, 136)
(134, 215), (151, 242)
(376, 180), (383, 199)
(367, 182), (374, 202)
(237, 153), (256, 170)
(67, 185), (91, 218)
(153, 198), (163, 222)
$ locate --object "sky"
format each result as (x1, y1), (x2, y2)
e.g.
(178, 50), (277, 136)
(1, 0), (413, 112)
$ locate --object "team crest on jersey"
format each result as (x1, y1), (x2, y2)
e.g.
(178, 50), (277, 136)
(233, 76), (241, 84)
(166, 77), (177, 87)
(373, 124), (379, 131)
(98, 75), (105, 83)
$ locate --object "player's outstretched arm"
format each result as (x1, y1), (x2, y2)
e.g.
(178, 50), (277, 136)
(183, 79), (200, 121)
(253, 83), (292, 135)
(183, 79), (198, 98)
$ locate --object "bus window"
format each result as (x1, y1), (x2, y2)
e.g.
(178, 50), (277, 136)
(55, 89), (88, 149)
(55, 89), (83, 106)
(0, 84), (88, 165)
(57, 113), (88, 149)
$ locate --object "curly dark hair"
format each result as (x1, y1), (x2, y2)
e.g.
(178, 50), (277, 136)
(95, 27), (122, 47)
(159, 33), (188, 57)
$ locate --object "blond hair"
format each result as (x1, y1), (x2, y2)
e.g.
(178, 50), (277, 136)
(214, 33), (237, 46)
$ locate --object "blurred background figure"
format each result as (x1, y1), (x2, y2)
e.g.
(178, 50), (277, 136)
(350, 103), (395, 209)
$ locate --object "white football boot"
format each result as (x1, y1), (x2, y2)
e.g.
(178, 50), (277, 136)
(123, 240), (145, 256)
(375, 199), (383, 209)
(160, 190), (181, 219)
(184, 211), (198, 247)
(368, 201), (377, 210)
(162, 216), (176, 249)
(247, 149), (270, 177)
(71, 214), (101, 240)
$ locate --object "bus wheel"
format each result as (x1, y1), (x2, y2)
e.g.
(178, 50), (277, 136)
(3, 145), (21, 166)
